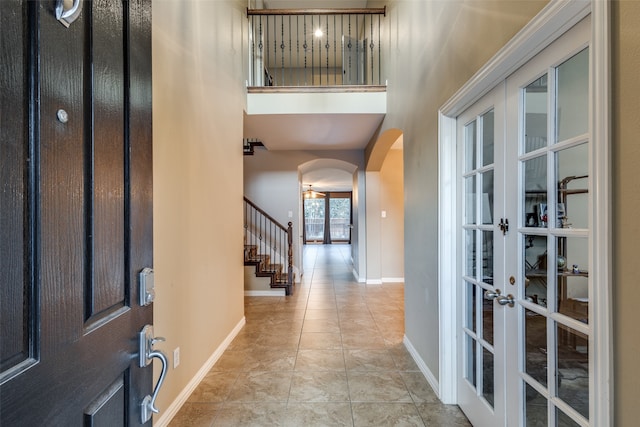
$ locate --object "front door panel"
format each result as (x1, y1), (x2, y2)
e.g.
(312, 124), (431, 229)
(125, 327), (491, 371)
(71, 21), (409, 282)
(1, 1), (153, 424)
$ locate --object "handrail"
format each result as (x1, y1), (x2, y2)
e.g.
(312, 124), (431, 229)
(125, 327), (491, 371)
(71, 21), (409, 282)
(244, 197), (287, 231)
(247, 7), (386, 16)
(243, 197), (294, 295)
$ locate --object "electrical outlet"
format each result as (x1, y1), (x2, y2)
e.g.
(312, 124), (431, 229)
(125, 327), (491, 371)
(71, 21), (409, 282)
(173, 347), (180, 369)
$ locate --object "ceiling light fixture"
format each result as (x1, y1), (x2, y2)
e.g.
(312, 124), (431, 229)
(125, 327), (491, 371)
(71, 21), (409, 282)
(314, 28), (323, 38)
(303, 184), (325, 199)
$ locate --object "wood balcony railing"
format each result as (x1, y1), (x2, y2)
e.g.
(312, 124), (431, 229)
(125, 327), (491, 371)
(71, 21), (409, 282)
(247, 7), (386, 87)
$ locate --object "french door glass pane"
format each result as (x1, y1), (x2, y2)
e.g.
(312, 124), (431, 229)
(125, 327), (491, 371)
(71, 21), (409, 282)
(556, 48), (589, 142)
(465, 229), (476, 278)
(556, 236), (588, 322)
(465, 120), (477, 172)
(482, 347), (494, 408)
(481, 170), (494, 225)
(482, 110), (495, 166)
(523, 155), (547, 228)
(329, 197), (351, 241)
(556, 144), (589, 229)
(525, 382), (548, 427)
(524, 74), (548, 153)
(556, 323), (589, 420)
(465, 176), (476, 225)
(304, 198), (325, 241)
(465, 281), (476, 332)
(557, 408), (581, 427)
(524, 234), (548, 307)
(525, 308), (547, 387)
(465, 333), (477, 388)
(482, 231), (494, 285)
(482, 291), (494, 346)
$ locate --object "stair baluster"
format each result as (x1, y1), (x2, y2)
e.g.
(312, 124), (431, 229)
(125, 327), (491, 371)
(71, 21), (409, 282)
(243, 197), (294, 295)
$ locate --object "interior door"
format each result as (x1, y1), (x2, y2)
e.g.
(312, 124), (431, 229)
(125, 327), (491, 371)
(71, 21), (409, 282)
(457, 84), (507, 426)
(506, 16), (591, 427)
(1, 0), (154, 425)
(457, 15), (592, 427)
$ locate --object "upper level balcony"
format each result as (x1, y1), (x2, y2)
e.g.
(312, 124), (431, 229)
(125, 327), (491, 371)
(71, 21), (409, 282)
(244, 6), (387, 151)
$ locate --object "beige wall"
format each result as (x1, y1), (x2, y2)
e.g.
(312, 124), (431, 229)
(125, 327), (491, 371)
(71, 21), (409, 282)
(380, 148), (404, 279)
(151, 0), (246, 416)
(369, 0), (548, 379)
(612, 1), (640, 424)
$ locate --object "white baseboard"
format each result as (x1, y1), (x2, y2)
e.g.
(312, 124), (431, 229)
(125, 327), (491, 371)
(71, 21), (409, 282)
(366, 279), (383, 285)
(244, 289), (285, 297)
(352, 268), (366, 283)
(382, 277), (405, 283)
(403, 335), (440, 398)
(153, 317), (246, 427)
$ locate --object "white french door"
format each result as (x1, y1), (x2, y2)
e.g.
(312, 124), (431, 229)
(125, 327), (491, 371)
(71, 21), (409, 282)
(457, 84), (508, 426)
(457, 16), (593, 427)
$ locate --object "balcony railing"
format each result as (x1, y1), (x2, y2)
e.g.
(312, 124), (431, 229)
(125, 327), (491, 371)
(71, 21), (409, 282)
(247, 7), (386, 87)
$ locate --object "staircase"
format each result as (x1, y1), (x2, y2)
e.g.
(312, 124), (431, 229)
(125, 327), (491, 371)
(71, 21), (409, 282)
(244, 197), (294, 295)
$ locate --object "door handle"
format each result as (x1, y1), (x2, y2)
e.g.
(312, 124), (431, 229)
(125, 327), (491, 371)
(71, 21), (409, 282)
(139, 325), (168, 423)
(496, 294), (515, 307)
(484, 289), (501, 300)
(55, 0), (83, 28)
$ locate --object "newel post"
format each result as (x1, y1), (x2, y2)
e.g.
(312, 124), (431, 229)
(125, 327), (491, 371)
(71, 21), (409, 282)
(287, 221), (293, 295)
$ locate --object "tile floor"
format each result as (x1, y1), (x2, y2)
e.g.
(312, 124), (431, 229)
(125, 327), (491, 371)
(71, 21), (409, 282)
(169, 244), (471, 426)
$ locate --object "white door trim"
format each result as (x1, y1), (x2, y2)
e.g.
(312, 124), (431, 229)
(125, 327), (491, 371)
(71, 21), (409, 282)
(437, 1), (611, 425)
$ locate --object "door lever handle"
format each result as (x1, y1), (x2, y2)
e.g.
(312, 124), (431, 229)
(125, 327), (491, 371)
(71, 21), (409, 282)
(138, 325), (168, 423)
(55, 0), (82, 28)
(141, 349), (168, 423)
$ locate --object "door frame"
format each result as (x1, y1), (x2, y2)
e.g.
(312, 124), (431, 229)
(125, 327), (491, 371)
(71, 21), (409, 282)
(437, 0), (611, 425)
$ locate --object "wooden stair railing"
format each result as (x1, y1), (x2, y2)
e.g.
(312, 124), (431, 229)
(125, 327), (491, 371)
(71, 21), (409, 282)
(243, 197), (294, 295)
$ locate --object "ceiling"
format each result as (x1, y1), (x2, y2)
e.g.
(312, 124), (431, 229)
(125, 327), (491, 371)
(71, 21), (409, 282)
(243, 112), (384, 150)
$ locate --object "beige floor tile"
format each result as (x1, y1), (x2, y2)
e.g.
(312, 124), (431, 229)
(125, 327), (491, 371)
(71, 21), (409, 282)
(352, 402), (425, 426)
(415, 403), (472, 426)
(289, 371), (350, 402)
(302, 318), (341, 333)
(284, 402), (353, 426)
(226, 371), (293, 402)
(187, 371), (239, 403)
(341, 332), (388, 349)
(400, 372), (440, 403)
(168, 402), (220, 427)
(344, 349), (397, 371)
(295, 349), (346, 371)
(299, 332), (343, 350)
(212, 402), (287, 426)
(347, 371), (413, 402)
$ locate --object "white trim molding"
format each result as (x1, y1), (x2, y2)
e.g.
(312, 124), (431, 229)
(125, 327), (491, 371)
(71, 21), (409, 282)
(244, 289), (286, 297)
(382, 277), (405, 283)
(589, 0), (612, 424)
(437, 0), (610, 423)
(153, 317), (246, 427)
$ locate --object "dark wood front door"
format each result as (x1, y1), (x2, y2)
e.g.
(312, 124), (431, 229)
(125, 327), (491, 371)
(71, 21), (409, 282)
(1, 0), (153, 425)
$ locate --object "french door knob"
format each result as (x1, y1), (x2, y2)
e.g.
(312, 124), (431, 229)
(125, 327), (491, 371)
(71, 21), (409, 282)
(496, 294), (515, 307)
(484, 289), (501, 300)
